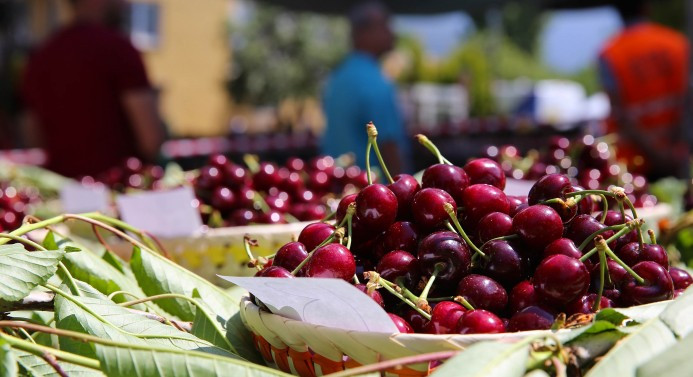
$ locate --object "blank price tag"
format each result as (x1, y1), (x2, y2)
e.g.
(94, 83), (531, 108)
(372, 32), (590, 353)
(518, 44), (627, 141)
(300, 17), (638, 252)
(116, 187), (202, 238)
(60, 182), (111, 213)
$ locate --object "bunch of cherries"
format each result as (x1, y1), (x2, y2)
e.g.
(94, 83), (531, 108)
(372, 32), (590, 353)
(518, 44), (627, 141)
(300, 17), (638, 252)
(194, 154), (369, 227)
(0, 184), (39, 231)
(249, 124), (692, 335)
(86, 157), (165, 193)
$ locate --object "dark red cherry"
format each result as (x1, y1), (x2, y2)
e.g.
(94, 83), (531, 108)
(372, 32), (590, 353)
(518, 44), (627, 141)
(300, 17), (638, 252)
(257, 210), (286, 224)
(617, 242), (669, 268)
(307, 171), (331, 193)
(508, 280), (538, 314)
(354, 284), (385, 308)
(533, 254), (590, 306)
(383, 221), (419, 254)
(298, 223), (335, 252)
(566, 294), (614, 315)
(355, 184), (398, 233)
(376, 250), (421, 290)
(236, 187), (256, 208)
(253, 163), (282, 192)
(273, 242), (308, 272)
(460, 184), (509, 224)
(401, 308), (430, 333)
(482, 240), (526, 286)
(425, 301), (467, 334)
(512, 205), (563, 250)
(228, 208), (256, 225)
(669, 267), (693, 290)
(196, 166), (223, 190)
(456, 309), (505, 334)
(597, 211), (638, 250)
(285, 157), (305, 172)
(457, 274), (508, 314)
(527, 173), (575, 221)
(222, 164), (248, 189)
(478, 212), (513, 243)
(590, 259), (629, 291)
(278, 171), (304, 197)
(304, 243), (355, 281)
(566, 214), (613, 248)
(206, 154), (228, 169)
(463, 158), (506, 190)
(543, 238), (582, 260)
(421, 164), (469, 204)
(210, 187), (236, 212)
(621, 261), (674, 305)
(507, 306), (554, 332)
(411, 188), (457, 230)
(290, 203), (327, 221)
(388, 313), (414, 333)
(256, 266), (294, 278)
(388, 174), (420, 219)
(266, 195), (290, 213)
(573, 186), (596, 215)
(335, 194), (357, 224)
(418, 231), (471, 287)
(507, 196), (528, 217)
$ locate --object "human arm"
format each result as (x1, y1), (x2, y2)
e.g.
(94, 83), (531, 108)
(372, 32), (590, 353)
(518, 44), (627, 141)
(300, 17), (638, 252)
(121, 89), (164, 162)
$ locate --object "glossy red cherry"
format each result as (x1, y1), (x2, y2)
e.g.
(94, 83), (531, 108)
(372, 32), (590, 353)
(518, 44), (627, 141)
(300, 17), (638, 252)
(355, 184), (398, 233)
(210, 187), (236, 212)
(256, 266), (294, 278)
(621, 261), (674, 305)
(418, 231), (471, 286)
(335, 194), (357, 224)
(298, 223), (335, 252)
(257, 210), (286, 224)
(228, 208), (256, 225)
(507, 306), (554, 332)
(478, 212), (513, 243)
(383, 221), (419, 254)
(508, 280), (539, 314)
(533, 254), (590, 306)
(617, 242), (669, 268)
(206, 154), (228, 169)
(566, 214), (613, 248)
(512, 205), (563, 250)
(278, 171), (304, 197)
(221, 164), (248, 189)
(388, 313), (414, 333)
(669, 267), (693, 290)
(566, 293), (614, 315)
(456, 309), (506, 334)
(290, 203), (327, 221)
(355, 284), (385, 308)
(507, 196), (528, 217)
(401, 308), (430, 333)
(597, 211), (638, 250)
(421, 164), (469, 204)
(253, 163), (281, 192)
(388, 174), (420, 219)
(196, 166), (223, 190)
(304, 243), (355, 281)
(460, 184), (509, 224)
(573, 186), (596, 215)
(266, 195), (290, 213)
(285, 157), (305, 172)
(236, 187), (256, 208)
(307, 171), (331, 193)
(425, 301), (467, 334)
(463, 158), (506, 190)
(527, 173), (575, 221)
(376, 250), (421, 290)
(543, 238), (583, 260)
(411, 188), (457, 230)
(457, 274), (508, 314)
(590, 259), (628, 291)
(273, 242), (308, 272)
(482, 240), (526, 286)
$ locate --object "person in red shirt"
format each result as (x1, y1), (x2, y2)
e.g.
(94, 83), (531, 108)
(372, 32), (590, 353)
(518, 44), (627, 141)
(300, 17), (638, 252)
(22, 0), (163, 178)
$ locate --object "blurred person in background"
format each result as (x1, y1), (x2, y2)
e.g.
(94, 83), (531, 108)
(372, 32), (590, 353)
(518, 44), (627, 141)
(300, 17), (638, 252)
(598, 0), (689, 180)
(322, 1), (409, 174)
(21, 0), (163, 178)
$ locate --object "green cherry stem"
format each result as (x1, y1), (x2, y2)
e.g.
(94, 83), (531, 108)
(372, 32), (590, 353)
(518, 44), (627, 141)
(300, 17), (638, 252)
(601, 240), (645, 284)
(365, 138), (374, 185)
(444, 203), (485, 258)
(243, 236), (262, 271)
(593, 237), (608, 312)
(416, 134), (452, 165)
(370, 273), (431, 320)
(577, 224), (628, 252)
(580, 219), (643, 261)
(598, 194), (609, 223)
(345, 208), (354, 250)
(418, 263), (444, 305)
(454, 296), (475, 311)
(648, 229), (657, 244)
(366, 123), (394, 184)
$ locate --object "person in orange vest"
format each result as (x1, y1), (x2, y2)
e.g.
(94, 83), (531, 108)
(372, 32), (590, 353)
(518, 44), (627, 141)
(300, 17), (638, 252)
(599, 0), (690, 180)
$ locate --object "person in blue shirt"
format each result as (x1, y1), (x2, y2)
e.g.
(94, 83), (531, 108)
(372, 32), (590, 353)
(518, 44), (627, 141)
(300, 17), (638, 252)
(322, 2), (409, 174)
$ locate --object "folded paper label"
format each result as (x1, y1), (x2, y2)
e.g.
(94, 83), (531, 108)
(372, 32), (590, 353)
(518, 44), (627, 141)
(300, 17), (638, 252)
(60, 182), (110, 214)
(116, 187), (202, 238)
(220, 276), (399, 333)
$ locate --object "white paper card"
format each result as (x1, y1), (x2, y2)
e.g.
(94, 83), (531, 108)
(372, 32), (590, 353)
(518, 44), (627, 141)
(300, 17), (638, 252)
(60, 182), (110, 213)
(221, 276), (399, 333)
(116, 186), (202, 238)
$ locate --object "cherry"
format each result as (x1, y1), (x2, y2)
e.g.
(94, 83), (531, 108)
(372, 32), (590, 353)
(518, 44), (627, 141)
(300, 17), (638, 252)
(463, 158), (506, 190)
(669, 267), (693, 290)
(303, 243), (355, 281)
(533, 254), (590, 306)
(253, 163), (281, 192)
(421, 164), (469, 204)
(376, 250), (421, 290)
(418, 231), (472, 287)
(222, 164), (248, 189)
(210, 187), (236, 212)
(457, 274), (508, 314)
(617, 242), (669, 268)
(478, 212), (513, 243)
(307, 171), (331, 193)
(425, 301), (467, 334)
(335, 194), (357, 224)
(388, 313), (414, 333)
(590, 259), (628, 291)
(566, 215), (612, 248)
(543, 238), (582, 260)
(507, 306), (554, 332)
(298, 223), (335, 252)
(388, 174), (420, 219)
(383, 221), (419, 254)
(481, 240), (526, 286)
(124, 156), (144, 174)
(598, 211), (637, 250)
(196, 166), (223, 190)
(290, 203), (326, 221)
(228, 208), (256, 225)
(295, 188), (319, 204)
(355, 184), (398, 233)
(573, 186), (596, 215)
(411, 188), (456, 229)
(285, 157), (305, 172)
(401, 308), (430, 333)
(273, 242), (308, 272)
(278, 171), (304, 197)
(256, 266), (294, 278)
(456, 309), (505, 334)
(566, 294), (614, 315)
(355, 284), (385, 308)
(460, 184), (509, 224)
(527, 173), (575, 221)
(236, 187), (256, 209)
(508, 280), (539, 314)
(512, 205), (563, 250)
(507, 196), (527, 217)
(206, 154), (228, 169)
(266, 195), (290, 213)
(621, 261), (674, 305)
(257, 210), (286, 224)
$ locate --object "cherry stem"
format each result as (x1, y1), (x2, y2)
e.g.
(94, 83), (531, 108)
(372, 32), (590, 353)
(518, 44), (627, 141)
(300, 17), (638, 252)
(598, 194), (609, 223)
(593, 239), (608, 312)
(243, 236), (262, 271)
(365, 139), (374, 185)
(372, 273), (431, 320)
(367, 123), (394, 184)
(345, 208), (354, 250)
(454, 296), (475, 310)
(648, 229), (657, 244)
(395, 276), (422, 303)
(577, 224), (627, 252)
(242, 154), (260, 174)
(252, 192), (271, 214)
(416, 134), (452, 165)
(418, 263), (444, 305)
(427, 296), (455, 302)
(352, 274), (360, 285)
(602, 241), (645, 285)
(444, 203), (485, 258)
(580, 219), (643, 261)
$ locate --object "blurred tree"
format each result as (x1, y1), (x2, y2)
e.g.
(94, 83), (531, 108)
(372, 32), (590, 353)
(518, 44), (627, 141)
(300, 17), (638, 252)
(649, 0), (685, 32)
(501, 2), (542, 53)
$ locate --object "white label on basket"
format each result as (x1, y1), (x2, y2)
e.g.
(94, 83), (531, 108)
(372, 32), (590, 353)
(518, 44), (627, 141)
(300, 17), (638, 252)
(221, 276), (399, 333)
(116, 187), (202, 238)
(60, 182), (110, 213)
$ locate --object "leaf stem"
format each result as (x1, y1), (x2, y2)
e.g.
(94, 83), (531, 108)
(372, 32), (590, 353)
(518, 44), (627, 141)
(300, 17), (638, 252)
(0, 331), (101, 370)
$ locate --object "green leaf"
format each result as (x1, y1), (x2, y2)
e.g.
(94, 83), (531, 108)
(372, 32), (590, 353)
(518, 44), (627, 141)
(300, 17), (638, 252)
(13, 349), (104, 377)
(585, 318), (676, 377)
(594, 309), (631, 326)
(93, 342), (290, 377)
(54, 282), (237, 359)
(64, 246), (81, 252)
(636, 332), (693, 377)
(659, 286), (693, 337)
(0, 339), (17, 377)
(101, 250), (127, 274)
(431, 340), (530, 377)
(0, 245), (64, 303)
(605, 300), (670, 324)
(191, 289), (235, 352)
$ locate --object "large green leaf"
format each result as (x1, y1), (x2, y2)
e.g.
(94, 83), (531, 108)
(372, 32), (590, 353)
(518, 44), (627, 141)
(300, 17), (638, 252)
(636, 332), (693, 377)
(0, 244), (64, 303)
(0, 339), (17, 377)
(659, 286), (693, 337)
(191, 289), (235, 352)
(93, 342), (290, 377)
(54, 282), (236, 359)
(13, 349), (104, 377)
(430, 340), (530, 377)
(585, 318), (676, 377)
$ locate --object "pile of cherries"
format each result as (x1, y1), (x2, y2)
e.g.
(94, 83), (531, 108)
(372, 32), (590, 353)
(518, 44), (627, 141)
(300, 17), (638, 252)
(0, 183), (40, 231)
(249, 124), (692, 335)
(486, 135), (657, 208)
(86, 157), (165, 193)
(194, 154), (369, 227)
